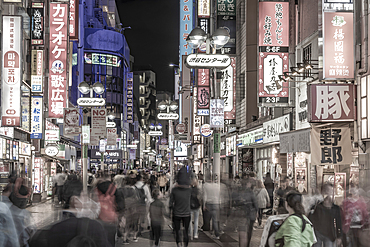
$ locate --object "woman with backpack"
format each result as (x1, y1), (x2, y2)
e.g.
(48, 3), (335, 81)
(274, 191), (316, 247)
(189, 177), (201, 239)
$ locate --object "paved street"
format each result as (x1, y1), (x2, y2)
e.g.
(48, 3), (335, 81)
(26, 198), (265, 247)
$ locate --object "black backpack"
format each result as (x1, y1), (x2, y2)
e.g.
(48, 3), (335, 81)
(88, 175), (94, 185)
(135, 185), (146, 205)
(67, 218), (97, 247)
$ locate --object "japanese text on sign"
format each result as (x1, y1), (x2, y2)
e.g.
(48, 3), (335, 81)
(31, 3), (44, 45)
(31, 96), (43, 139)
(49, 3), (68, 118)
(180, 0), (193, 71)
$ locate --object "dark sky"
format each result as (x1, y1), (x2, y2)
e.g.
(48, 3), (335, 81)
(116, 0), (180, 93)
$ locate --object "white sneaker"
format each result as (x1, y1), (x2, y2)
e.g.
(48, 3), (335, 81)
(194, 235), (198, 239)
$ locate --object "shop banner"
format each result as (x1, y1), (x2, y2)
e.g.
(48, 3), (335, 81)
(198, 69), (209, 86)
(258, 52), (289, 104)
(31, 96), (43, 139)
(259, 1), (289, 47)
(217, 0), (236, 16)
(107, 128), (117, 146)
(33, 157), (41, 193)
(45, 129), (60, 141)
(263, 114), (291, 143)
(214, 132), (221, 153)
(198, 0), (210, 18)
(309, 84), (355, 122)
(130, 149), (136, 160)
(226, 135), (236, 156)
(193, 87), (201, 144)
(210, 99), (224, 128)
(323, 12), (354, 80)
(0, 127), (14, 138)
(13, 141), (18, 160)
(197, 69), (210, 115)
(279, 128), (311, 153)
(31, 2), (44, 45)
(238, 128), (264, 146)
(69, 0), (79, 40)
(91, 109), (106, 145)
(63, 108), (81, 135)
(179, 0), (193, 71)
(127, 72), (133, 123)
(21, 93), (31, 132)
(2, 16), (22, 127)
(181, 55), (192, 143)
(311, 126), (352, 165)
(19, 142), (31, 156)
(221, 57), (236, 124)
(91, 149), (122, 159)
(49, 3), (68, 118)
(31, 50), (44, 92)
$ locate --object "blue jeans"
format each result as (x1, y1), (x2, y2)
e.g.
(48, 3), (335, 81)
(206, 203), (220, 237)
(314, 230), (335, 247)
(190, 208), (200, 237)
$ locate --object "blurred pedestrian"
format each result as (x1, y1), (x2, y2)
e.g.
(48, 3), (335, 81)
(342, 186), (369, 247)
(203, 174), (221, 239)
(277, 176), (295, 214)
(274, 191), (316, 247)
(190, 177), (201, 239)
(63, 174), (83, 209)
(169, 167), (192, 247)
(53, 169), (67, 205)
(158, 173), (168, 196)
(255, 179), (270, 228)
(150, 189), (165, 247)
(309, 183), (342, 247)
(264, 172), (274, 209)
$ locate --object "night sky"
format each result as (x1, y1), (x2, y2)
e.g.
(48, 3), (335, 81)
(116, 0), (180, 93)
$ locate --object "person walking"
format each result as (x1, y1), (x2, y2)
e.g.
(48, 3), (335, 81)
(53, 169), (67, 205)
(264, 172), (274, 209)
(255, 179), (270, 228)
(169, 167), (192, 247)
(203, 174), (222, 240)
(309, 183), (342, 247)
(63, 174), (83, 209)
(158, 173), (168, 196)
(190, 177), (201, 239)
(274, 191), (316, 247)
(149, 189), (165, 247)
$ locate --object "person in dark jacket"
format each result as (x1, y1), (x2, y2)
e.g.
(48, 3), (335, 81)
(264, 172), (274, 208)
(63, 174), (83, 209)
(169, 167), (192, 247)
(150, 189), (165, 247)
(309, 183), (342, 247)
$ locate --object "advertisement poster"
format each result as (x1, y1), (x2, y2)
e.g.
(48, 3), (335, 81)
(49, 3), (68, 118)
(210, 99), (224, 128)
(63, 108), (80, 135)
(107, 128), (117, 145)
(31, 2), (44, 45)
(2, 16), (22, 127)
(91, 109), (106, 145)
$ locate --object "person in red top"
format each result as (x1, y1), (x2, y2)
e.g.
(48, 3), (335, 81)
(341, 186), (369, 247)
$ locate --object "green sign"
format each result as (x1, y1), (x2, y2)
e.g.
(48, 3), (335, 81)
(214, 133), (221, 153)
(217, 0), (236, 16)
(83, 145), (88, 159)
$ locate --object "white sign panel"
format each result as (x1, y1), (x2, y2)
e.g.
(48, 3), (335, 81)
(221, 63), (234, 112)
(210, 99), (224, 128)
(91, 109), (106, 145)
(2, 16), (22, 127)
(263, 54), (284, 95)
(45, 145), (59, 156)
(157, 113), (179, 120)
(45, 129), (60, 141)
(30, 96), (43, 139)
(107, 128), (117, 145)
(106, 122), (116, 128)
(186, 54), (231, 69)
(82, 125), (90, 144)
(148, 131), (163, 136)
(77, 98), (106, 107)
(263, 114), (291, 143)
(64, 108), (80, 135)
(0, 127), (14, 138)
(280, 129), (311, 154)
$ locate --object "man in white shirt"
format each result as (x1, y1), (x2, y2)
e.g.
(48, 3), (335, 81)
(53, 170), (67, 204)
(203, 175), (221, 239)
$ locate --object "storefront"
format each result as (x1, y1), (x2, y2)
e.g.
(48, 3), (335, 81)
(226, 134), (237, 179)
(91, 149), (122, 174)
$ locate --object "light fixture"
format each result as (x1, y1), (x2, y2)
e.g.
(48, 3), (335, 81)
(211, 27), (230, 49)
(149, 123), (155, 130)
(169, 101), (178, 111)
(92, 82), (105, 95)
(291, 68), (300, 76)
(186, 27), (207, 49)
(107, 113), (115, 120)
(156, 123), (162, 130)
(158, 101), (167, 111)
(169, 64), (179, 67)
(77, 81), (90, 94)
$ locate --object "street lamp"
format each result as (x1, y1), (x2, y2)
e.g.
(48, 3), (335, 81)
(157, 100), (178, 191)
(186, 27), (230, 183)
(78, 81), (105, 192)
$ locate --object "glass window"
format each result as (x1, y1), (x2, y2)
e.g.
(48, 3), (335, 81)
(84, 64), (92, 74)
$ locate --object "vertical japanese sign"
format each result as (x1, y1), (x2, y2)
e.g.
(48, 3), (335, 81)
(31, 96), (43, 139)
(179, 0), (193, 71)
(21, 94), (30, 132)
(2, 16), (22, 127)
(309, 84), (355, 122)
(127, 72), (133, 123)
(49, 3), (68, 118)
(31, 50), (44, 92)
(210, 99), (224, 128)
(258, 2), (289, 105)
(198, 0), (210, 18)
(323, 12), (354, 79)
(91, 109), (106, 145)
(193, 87), (201, 144)
(31, 2), (44, 45)
(63, 108), (80, 135)
(221, 57), (236, 124)
(217, 0), (236, 54)
(311, 126), (352, 165)
(33, 157), (41, 193)
(197, 69), (210, 115)
(69, 0), (79, 40)
(107, 128), (117, 145)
